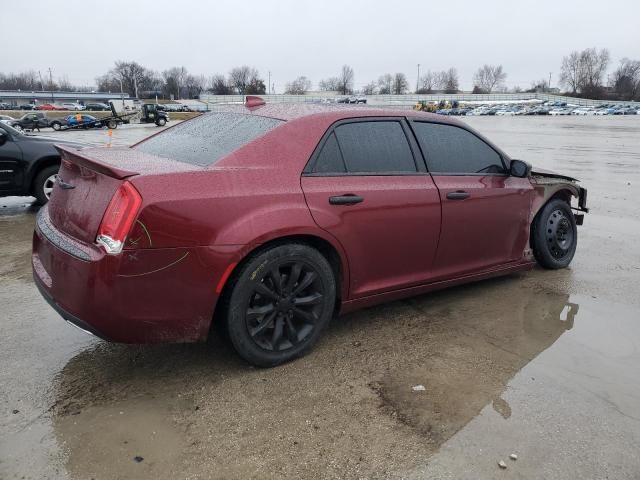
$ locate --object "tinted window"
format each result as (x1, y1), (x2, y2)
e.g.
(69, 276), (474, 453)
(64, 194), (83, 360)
(135, 112), (283, 166)
(314, 132), (346, 173)
(413, 122), (505, 174)
(333, 121), (416, 173)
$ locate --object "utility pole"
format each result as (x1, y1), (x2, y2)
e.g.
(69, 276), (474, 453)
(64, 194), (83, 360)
(48, 67), (54, 102)
(38, 71), (44, 91)
(268, 71), (271, 94)
(548, 72), (552, 91)
(134, 76), (138, 99)
(416, 64), (421, 92)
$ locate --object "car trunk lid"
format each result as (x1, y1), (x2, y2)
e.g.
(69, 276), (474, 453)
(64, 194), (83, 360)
(47, 146), (199, 244)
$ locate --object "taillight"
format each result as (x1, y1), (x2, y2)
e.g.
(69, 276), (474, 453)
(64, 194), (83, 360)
(96, 181), (142, 254)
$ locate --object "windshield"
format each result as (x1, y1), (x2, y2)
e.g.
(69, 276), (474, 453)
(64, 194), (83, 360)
(134, 112), (283, 166)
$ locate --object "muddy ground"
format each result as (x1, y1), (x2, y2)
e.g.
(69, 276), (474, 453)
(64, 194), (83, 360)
(1, 117), (639, 479)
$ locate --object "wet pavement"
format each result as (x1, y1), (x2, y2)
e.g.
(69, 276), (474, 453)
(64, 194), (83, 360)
(1, 116), (639, 479)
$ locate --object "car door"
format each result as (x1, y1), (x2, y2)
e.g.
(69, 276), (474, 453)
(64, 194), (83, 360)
(0, 126), (24, 193)
(411, 120), (534, 279)
(301, 118), (442, 299)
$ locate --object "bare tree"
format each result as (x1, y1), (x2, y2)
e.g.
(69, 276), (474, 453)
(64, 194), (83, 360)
(416, 70), (435, 93)
(391, 73), (409, 94)
(285, 76), (312, 94)
(0, 71), (39, 90)
(560, 48), (610, 96)
(338, 65), (354, 95)
(245, 77), (266, 95)
(183, 74), (206, 99)
(107, 61), (154, 97)
(208, 74), (233, 94)
(162, 66), (188, 99)
(361, 81), (378, 95)
(472, 65), (507, 93)
(378, 73), (393, 94)
(228, 66), (261, 94)
(318, 77), (340, 91)
(442, 68), (459, 93)
(560, 51), (582, 94)
(432, 71), (446, 91)
(526, 78), (549, 92)
(58, 76), (75, 92)
(612, 58), (640, 100)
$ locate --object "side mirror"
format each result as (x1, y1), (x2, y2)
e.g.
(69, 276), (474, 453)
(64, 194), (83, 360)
(0, 131), (7, 146)
(510, 159), (531, 178)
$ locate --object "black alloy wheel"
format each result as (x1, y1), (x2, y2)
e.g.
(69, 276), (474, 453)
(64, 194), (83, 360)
(223, 243), (336, 367)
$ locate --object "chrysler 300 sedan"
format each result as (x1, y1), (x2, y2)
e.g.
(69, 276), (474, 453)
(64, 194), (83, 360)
(32, 99), (588, 366)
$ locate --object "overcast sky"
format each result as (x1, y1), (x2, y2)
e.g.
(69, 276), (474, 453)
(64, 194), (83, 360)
(3, 0), (639, 92)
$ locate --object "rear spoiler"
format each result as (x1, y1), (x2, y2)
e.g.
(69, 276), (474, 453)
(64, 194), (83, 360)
(55, 145), (138, 179)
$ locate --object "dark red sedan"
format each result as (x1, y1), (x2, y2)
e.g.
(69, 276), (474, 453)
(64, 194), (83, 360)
(32, 100), (588, 366)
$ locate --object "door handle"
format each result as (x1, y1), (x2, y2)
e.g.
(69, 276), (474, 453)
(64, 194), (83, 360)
(446, 191), (470, 200)
(329, 194), (364, 205)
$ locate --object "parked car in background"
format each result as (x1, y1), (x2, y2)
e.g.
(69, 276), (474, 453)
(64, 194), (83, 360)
(36, 103), (59, 111)
(0, 122), (86, 204)
(161, 103), (191, 112)
(84, 103), (111, 111)
(0, 102), (12, 110)
(19, 104), (36, 110)
(548, 108), (572, 116)
(61, 102), (85, 111)
(50, 114), (103, 131)
(32, 103), (588, 367)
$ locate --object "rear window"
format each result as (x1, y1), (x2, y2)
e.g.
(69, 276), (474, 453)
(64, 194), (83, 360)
(135, 112), (283, 166)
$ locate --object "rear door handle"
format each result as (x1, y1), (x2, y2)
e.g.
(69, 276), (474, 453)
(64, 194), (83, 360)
(446, 191), (470, 200)
(329, 194), (364, 205)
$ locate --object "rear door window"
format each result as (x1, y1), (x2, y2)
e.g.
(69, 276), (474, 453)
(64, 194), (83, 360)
(135, 112), (283, 166)
(312, 120), (417, 174)
(314, 132), (346, 173)
(412, 122), (506, 174)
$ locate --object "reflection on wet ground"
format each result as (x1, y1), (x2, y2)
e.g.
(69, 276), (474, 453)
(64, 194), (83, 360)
(1, 116), (640, 479)
(48, 276), (589, 479)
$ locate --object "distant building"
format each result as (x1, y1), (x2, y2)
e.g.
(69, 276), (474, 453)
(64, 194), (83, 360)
(0, 90), (131, 107)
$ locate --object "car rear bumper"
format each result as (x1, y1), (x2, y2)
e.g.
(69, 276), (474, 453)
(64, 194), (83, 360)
(32, 207), (242, 344)
(34, 274), (110, 340)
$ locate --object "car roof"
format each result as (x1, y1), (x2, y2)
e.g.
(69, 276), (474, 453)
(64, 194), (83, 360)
(206, 102), (462, 125)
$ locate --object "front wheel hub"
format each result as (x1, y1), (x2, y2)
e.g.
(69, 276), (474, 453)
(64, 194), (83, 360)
(545, 209), (574, 259)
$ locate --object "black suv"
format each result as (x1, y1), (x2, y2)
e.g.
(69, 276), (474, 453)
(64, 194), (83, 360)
(0, 122), (85, 204)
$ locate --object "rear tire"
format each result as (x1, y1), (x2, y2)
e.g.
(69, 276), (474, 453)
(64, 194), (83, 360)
(33, 165), (59, 205)
(51, 121), (61, 131)
(107, 120), (117, 129)
(156, 117), (166, 126)
(532, 199), (577, 269)
(223, 243), (336, 367)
